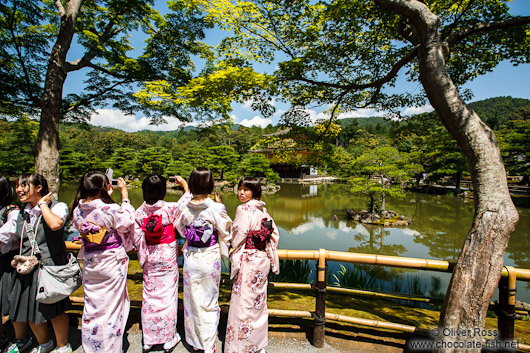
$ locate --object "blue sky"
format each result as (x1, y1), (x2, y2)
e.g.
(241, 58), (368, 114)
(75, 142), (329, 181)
(64, 0), (530, 132)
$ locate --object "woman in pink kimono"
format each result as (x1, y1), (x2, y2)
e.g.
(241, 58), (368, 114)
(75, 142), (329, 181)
(225, 177), (280, 353)
(176, 167), (232, 353)
(133, 174), (192, 353)
(70, 171), (135, 353)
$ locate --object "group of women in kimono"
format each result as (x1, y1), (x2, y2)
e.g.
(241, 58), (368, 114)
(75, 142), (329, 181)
(0, 167), (280, 353)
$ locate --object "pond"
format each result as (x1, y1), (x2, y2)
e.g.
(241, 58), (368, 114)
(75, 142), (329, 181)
(58, 182), (530, 303)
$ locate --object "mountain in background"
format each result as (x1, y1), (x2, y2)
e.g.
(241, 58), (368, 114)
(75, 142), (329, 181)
(468, 96), (530, 129)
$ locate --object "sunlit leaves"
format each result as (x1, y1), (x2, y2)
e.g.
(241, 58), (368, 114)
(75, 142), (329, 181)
(135, 64), (274, 121)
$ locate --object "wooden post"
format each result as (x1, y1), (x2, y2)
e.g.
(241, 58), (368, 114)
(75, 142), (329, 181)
(497, 266), (516, 351)
(313, 248), (327, 348)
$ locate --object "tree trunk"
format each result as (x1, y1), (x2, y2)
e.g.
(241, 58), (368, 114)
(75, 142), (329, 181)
(374, 1), (519, 352)
(454, 170), (461, 195)
(381, 193), (386, 211)
(370, 194), (375, 213)
(34, 0), (82, 198)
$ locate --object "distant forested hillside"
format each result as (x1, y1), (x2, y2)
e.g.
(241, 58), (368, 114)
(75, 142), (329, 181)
(468, 96), (530, 129)
(0, 96), (528, 185)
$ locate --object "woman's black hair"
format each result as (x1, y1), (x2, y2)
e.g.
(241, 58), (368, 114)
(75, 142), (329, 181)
(142, 174), (166, 205)
(70, 170), (116, 219)
(238, 177), (262, 200)
(0, 176), (15, 207)
(188, 167), (214, 195)
(18, 174), (49, 197)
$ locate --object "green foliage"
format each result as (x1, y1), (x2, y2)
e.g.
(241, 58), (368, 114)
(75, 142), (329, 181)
(469, 97), (530, 130)
(0, 117), (38, 175)
(206, 145), (239, 179)
(269, 260), (313, 283)
(330, 264), (378, 289)
(240, 153), (277, 180)
(0, 0), (213, 122)
(498, 107), (530, 182)
(349, 146), (423, 210)
(135, 147), (172, 177)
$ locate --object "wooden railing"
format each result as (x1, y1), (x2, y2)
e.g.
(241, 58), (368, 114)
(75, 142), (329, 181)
(65, 243), (530, 350)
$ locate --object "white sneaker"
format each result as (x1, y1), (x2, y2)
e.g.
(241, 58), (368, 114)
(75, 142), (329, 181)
(28, 342), (54, 353)
(50, 343), (72, 353)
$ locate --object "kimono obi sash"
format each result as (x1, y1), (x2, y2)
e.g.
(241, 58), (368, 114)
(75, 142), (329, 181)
(184, 218), (218, 248)
(245, 218), (273, 251)
(142, 214), (175, 246)
(78, 221), (122, 251)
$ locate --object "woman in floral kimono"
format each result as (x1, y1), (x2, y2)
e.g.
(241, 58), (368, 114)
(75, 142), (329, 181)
(176, 167), (232, 353)
(133, 174), (192, 353)
(70, 171), (135, 353)
(225, 177), (280, 353)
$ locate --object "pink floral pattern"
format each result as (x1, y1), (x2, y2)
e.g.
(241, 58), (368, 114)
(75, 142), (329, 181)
(246, 269), (264, 291)
(225, 200), (280, 353)
(238, 318), (253, 340)
(72, 198), (135, 353)
(133, 197), (191, 347)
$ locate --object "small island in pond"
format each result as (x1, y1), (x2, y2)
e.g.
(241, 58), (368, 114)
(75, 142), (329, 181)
(347, 209), (411, 227)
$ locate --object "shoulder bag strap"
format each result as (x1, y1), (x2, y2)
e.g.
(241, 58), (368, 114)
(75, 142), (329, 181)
(21, 213), (42, 257)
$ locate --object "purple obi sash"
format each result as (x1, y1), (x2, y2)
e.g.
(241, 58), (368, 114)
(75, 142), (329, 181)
(83, 229), (123, 251)
(184, 219), (218, 248)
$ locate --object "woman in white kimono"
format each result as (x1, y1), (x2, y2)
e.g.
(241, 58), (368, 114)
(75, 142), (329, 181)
(70, 171), (135, 353)
(176, 167), (232, 353)
(133, 174), (191, 353)
(225, 177), (280, 353)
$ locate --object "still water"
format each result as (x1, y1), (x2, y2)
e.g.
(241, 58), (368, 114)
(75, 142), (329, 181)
(59, 182), (530, 302)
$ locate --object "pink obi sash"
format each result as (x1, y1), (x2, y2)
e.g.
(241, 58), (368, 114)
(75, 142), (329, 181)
(142, 214), (175, 246)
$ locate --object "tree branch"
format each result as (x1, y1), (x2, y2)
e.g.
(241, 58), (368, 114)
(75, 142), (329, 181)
(62, 79), (134, 115)
(65, 19), (123, 72)
(293, 45), (419, 91)
(446, 16), (530, 48)
(54, 0), (65, 17)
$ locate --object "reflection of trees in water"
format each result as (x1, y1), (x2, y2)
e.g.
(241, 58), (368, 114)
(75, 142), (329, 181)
(348, 225), (407, 281)
(59, 182), (530, 271)
(388, 193), (474, 262)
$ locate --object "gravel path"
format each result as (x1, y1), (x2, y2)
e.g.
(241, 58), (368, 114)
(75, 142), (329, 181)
(69, 329), (344, 353)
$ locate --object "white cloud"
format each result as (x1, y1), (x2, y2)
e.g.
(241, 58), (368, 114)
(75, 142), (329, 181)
(242, 100), (254, 109)
(351, 224), (369, 236)
(402, 105), (434, 116)
(304, 108), (379, 123)
(402, 228), (422, 237)
(272, 108), (286, 117)
(238, 115), (273, 128)
(89, 109), (194, 132)
(290, 218), (326, 235)
(325, 230), (337, 240)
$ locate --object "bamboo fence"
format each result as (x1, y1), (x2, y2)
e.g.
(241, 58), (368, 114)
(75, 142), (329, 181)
(65, 243), (530, 350)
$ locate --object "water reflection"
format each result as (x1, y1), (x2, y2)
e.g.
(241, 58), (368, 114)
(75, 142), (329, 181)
(58, 182), (530, 300)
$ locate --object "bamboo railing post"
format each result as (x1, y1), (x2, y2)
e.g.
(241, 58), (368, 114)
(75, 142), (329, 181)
(497, 266), (516, 350)
(312, 248), (327, 348)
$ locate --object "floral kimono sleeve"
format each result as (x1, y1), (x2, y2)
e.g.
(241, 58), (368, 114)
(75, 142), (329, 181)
(229, 205), (252, 279)
(133, 208), (149, 268)
(169, 192), (193, 233)
(264, 207), (280, 275)
(114, 200), (136, 251)
(212, 203), (232, 259)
